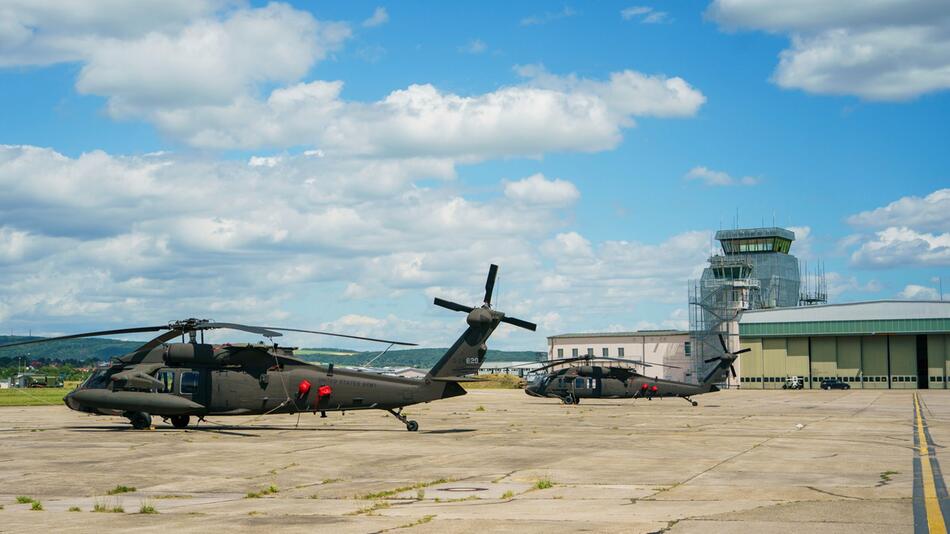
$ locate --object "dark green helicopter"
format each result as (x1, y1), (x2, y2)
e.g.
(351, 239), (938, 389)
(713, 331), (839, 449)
(524, 334), (748, 406)
(0, 265), (535, 431)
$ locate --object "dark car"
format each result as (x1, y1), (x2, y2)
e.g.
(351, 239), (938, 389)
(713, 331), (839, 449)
(820, 378), (850, 390)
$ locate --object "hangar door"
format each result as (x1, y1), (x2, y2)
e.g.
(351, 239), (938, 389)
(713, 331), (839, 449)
(889, 336), (917, 389)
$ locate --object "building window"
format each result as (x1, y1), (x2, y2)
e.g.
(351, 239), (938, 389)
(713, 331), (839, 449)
(557, 348), (563, 358)
(602, 347), (609, 357)
(618, 347), (625, 357)
(587, 348), (593, 356)
(684, 341), (691, 356)
(572, 348), (578, 358)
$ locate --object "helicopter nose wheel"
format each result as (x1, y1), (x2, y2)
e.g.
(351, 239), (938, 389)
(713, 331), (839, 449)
(125, 411), (152, 430)
(171, 415), (190, 428)
(562, 394), (577, 405)
(387, 408), (420, 432)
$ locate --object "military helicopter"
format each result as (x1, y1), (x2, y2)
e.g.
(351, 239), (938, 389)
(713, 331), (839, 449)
(524, 334), (748, 406)
(0, 265), (535, 431)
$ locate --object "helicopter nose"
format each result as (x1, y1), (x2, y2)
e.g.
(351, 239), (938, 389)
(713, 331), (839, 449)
(524, 386), (541, 397)
(63, 390), (81, 412)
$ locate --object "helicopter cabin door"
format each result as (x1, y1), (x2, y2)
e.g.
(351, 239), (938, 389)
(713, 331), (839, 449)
(176, 368), (210, 406)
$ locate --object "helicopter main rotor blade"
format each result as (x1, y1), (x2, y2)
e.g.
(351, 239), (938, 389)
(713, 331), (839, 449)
(136, 330), (188, 353)
(483, 264), (498, 306)
(433, 298), (474, 314)
(501, 316), (537, 331)
(733, 347), (751, 355)
(199, 322), (283, 338)
(0, 325), (169, 349)
(258, 327), (417, 347)
(718, 333), (729, 353)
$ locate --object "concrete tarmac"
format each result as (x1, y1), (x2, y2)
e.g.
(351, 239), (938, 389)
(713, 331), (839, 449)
(0, 389), (938, 533)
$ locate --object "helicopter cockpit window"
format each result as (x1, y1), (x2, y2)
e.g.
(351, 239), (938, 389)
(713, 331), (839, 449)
(180, 371), (199, 394)
(81, 368), (111, 389)
(157, 371), (174, 393)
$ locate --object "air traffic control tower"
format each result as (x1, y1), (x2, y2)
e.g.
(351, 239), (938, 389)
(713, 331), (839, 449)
(689, 227), (802, 386)
(703, 227), (800, 309)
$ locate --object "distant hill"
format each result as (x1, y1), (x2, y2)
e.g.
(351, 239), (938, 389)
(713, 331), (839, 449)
(0, 336), (142, 362)
(0, 336), (544, 368)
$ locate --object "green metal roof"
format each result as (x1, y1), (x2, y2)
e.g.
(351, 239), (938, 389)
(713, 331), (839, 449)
(739, 300), (950, 337)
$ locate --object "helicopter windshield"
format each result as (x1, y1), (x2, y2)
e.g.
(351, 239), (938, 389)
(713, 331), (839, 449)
(80, 367), (112, 390)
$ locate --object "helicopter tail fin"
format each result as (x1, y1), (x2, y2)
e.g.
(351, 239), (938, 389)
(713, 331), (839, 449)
(426, 313), (499, 379)
(700, 354), (736, 389)
(427, 265), (537, 380)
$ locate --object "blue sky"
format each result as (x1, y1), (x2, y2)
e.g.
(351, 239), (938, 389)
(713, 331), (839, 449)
(0, 1), (947, 350)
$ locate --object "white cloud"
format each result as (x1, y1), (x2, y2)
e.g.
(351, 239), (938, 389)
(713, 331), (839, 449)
(707, 0), (950, 100)
(504, 174), (580, 207)
(362, 7), (389, 28)
(521, 7), (577, 26)
(460, 39), (487, 54)
(0, 3), (703, 155)
(684, 166), (758, 186)
(621, 6), (669, 24)
(847, 189), (950, 233)
(824, 271), (881, 300)
(75, 4), (351, 115)
(139, 66), (704, 155)
(850, 227), (950, 268)
(0, 0), (230, 66)
(846, 188), (950, 268)
(0, 144), (582, 347)
(899, 284), (939, 300)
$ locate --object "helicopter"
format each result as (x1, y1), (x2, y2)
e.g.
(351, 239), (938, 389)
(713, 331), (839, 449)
(0, 265), (536, 431)
(524, 334), (748, 406)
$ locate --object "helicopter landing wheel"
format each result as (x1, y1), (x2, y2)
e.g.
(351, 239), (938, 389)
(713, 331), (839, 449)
(562, 394), (575, 405)
(127, 411), (152, 430)
(406, 420), (419, 432)
(691, 401), (698, 407)
(171, 415), (190, 429)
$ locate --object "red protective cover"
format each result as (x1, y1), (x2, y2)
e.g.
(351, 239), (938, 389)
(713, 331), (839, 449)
(318, 385), (332, 397)
(297, 379), (311, 397)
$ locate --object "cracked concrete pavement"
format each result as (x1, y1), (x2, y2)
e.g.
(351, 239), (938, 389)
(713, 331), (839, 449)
(0, 389), (930, 533)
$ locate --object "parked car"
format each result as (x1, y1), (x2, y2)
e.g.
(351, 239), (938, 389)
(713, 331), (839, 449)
(820, 378), (850, 390)
(782, 376), (804, 389)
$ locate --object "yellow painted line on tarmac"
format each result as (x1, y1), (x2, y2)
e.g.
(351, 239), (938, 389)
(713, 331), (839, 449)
(916, 393), (947, 534)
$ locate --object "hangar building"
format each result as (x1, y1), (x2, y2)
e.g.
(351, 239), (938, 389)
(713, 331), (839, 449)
(737, 300), (950, 389)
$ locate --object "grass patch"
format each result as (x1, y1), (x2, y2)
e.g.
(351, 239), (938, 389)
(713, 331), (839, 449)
(245, 485), (279, 498)
(16, 496), (35, 504)
(474, 405), (486, 412)
(321, 478), (342, 484)
(346, 501), (390, 516)
(68, 506), (81, 512)
(533, 477), (554, 490)
(357, 478), (452, 500)
(397, 515), (435, 528)
(880, 470), (898, 482)
(31, 501), (43, 511)
(464, 374), (525, 389)
(138, 500), (157, 514)
(0, 388), (72, 407)
(500, 490), (515, 499)
(92, 500), (124, 513)
(107, 485), (136, 495)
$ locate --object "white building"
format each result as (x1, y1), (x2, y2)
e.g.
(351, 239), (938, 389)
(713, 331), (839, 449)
(546, 330), (692, 382)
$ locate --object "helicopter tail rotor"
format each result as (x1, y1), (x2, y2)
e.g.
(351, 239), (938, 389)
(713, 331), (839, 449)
(702, 333), (750, 381)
